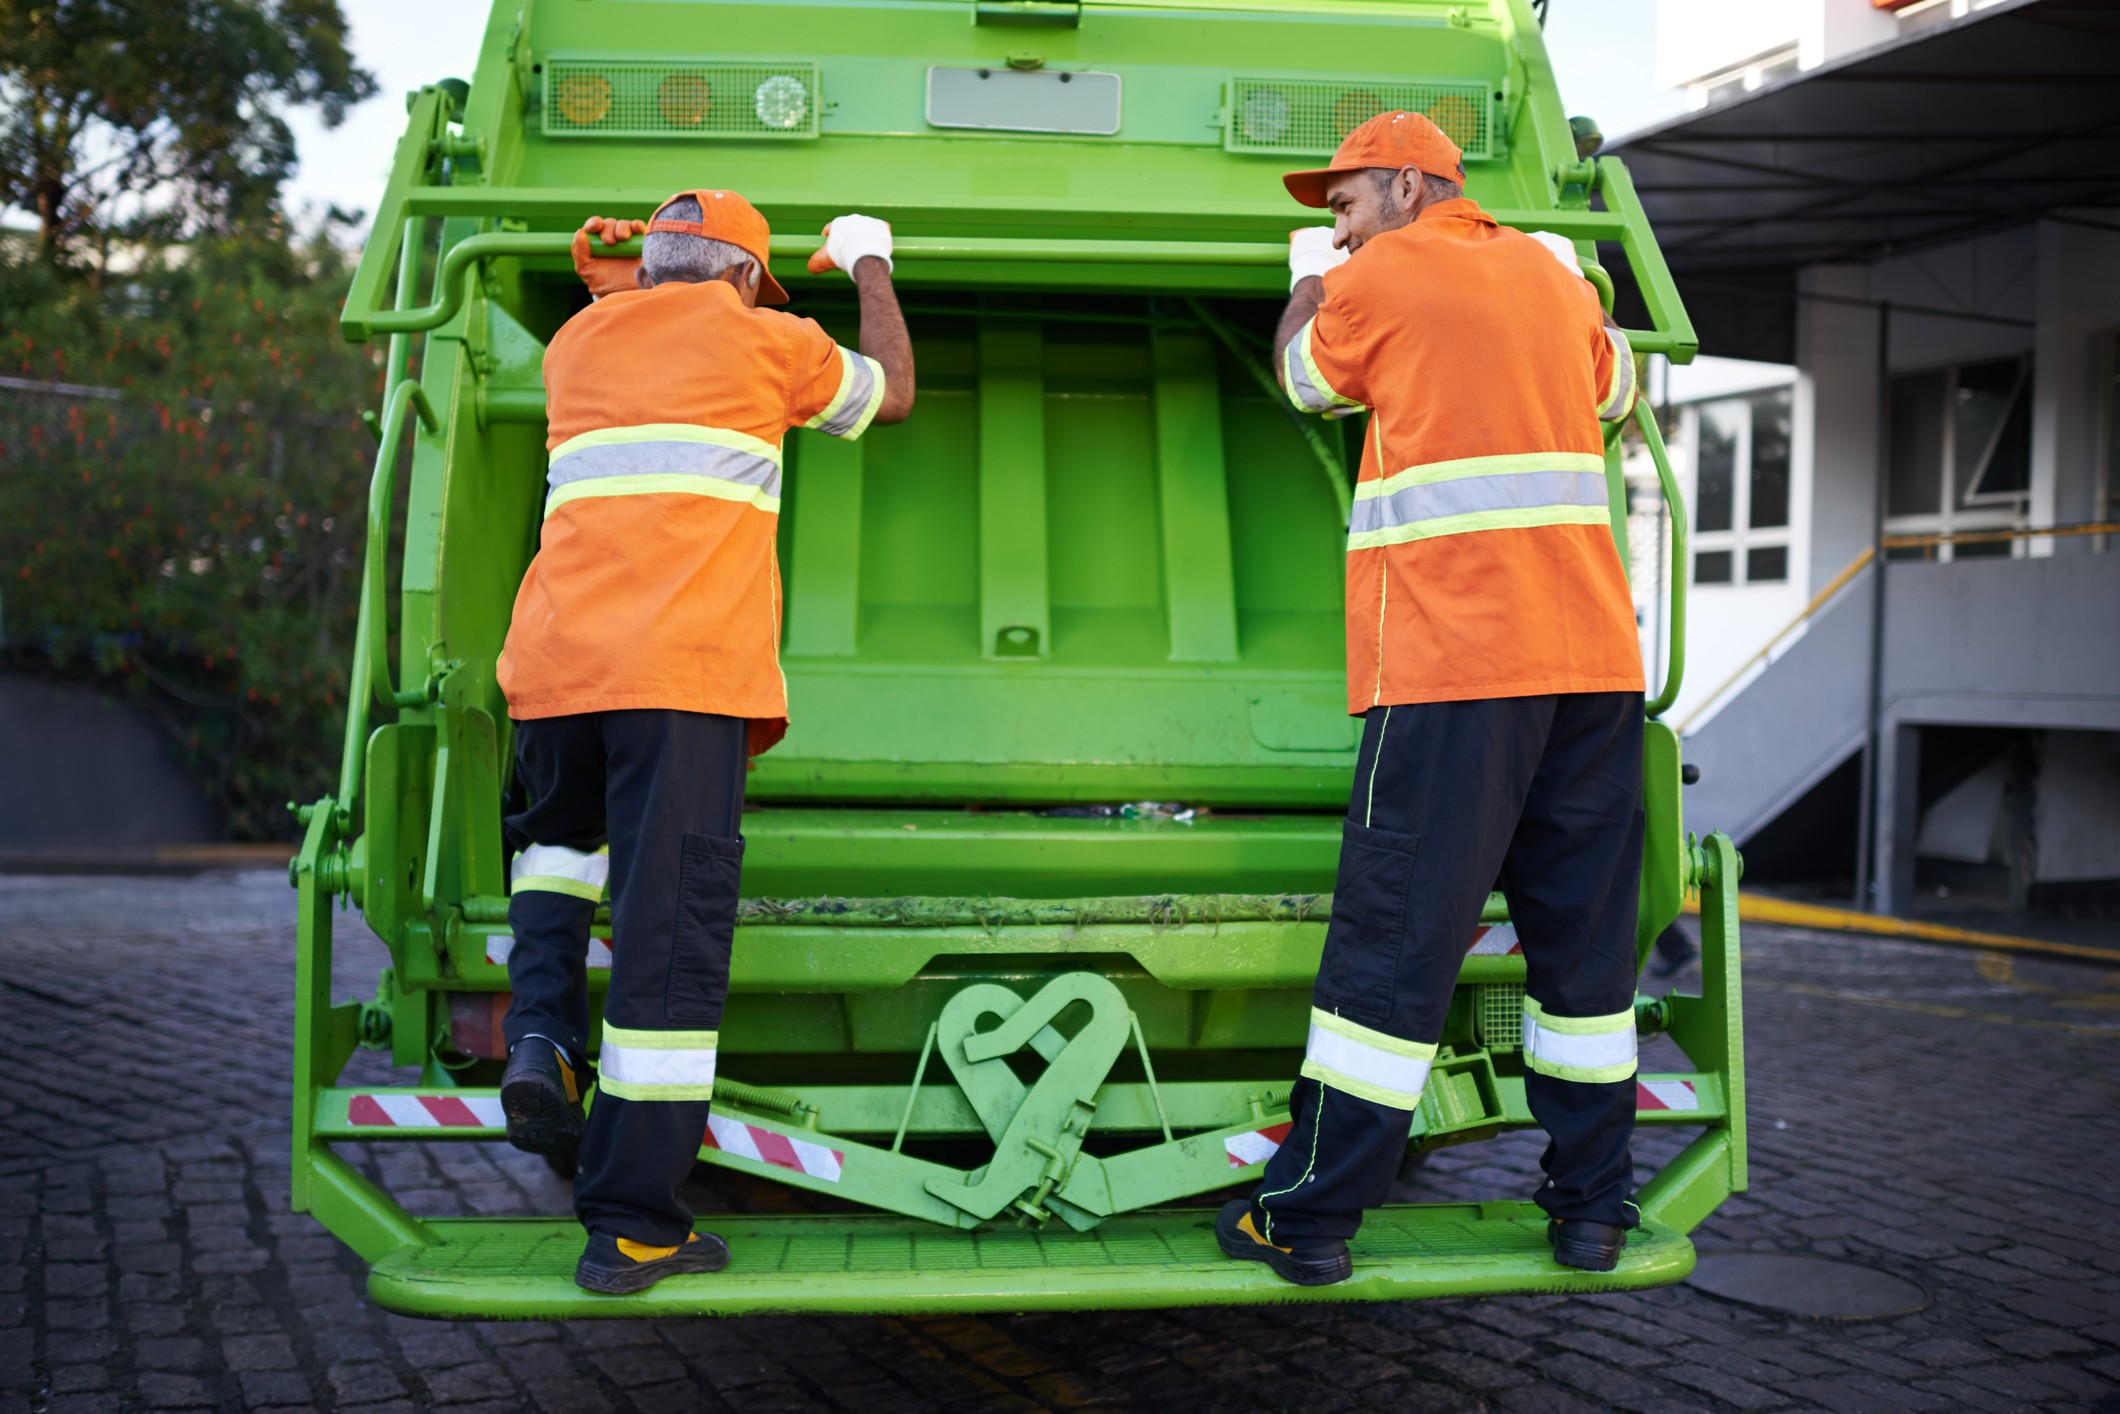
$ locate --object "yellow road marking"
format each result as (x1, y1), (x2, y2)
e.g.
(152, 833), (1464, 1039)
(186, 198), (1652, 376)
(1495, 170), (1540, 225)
(1683, 893), (2119, 965)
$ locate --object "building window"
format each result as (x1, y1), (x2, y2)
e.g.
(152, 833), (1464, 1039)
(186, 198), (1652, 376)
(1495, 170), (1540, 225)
(1689, 388), (1793, 586)
(1885, 357), (2032, 560)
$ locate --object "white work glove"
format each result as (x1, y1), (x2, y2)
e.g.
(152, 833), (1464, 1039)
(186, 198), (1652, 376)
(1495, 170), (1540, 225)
(806, 213), (893, 276)
(1288, 227), (1348, 290)
(1527, 230), (1586, 279)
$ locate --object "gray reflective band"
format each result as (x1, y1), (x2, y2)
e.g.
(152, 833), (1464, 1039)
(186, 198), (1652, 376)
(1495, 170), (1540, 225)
(1284, 339), (1336, 413)
(1600, 329), (1636, 421)
(547, 440), (782, 499)
(1348, 468), (1609, 537)
(815, 355), (878, 438)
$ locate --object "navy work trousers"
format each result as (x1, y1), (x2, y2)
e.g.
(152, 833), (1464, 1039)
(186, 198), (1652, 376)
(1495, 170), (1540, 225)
(502, 708), (747, 1246)
(1252, 692), (1645, 1241)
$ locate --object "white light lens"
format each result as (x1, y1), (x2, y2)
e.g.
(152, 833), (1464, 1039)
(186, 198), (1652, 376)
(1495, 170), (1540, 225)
(1238, 88), (1291, 145)
(755, 75), (809, 130)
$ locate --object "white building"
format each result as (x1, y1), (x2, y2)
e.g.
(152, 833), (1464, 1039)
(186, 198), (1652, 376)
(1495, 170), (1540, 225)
(1610, 0), (2120, 920)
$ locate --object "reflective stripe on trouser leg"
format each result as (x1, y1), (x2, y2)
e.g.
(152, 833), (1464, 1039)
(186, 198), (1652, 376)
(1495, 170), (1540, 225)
(596, 1025), (718, 1102)
(510, 842), (609, 901)
(1521, 998), (1638, 1084)
(1301, 1008), (1436, 1110)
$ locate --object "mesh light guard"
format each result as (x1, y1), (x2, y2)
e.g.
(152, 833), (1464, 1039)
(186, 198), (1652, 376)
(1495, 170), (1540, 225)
(1225, 76), (1494, 159)
(1475, 982), (1526, 1053)
(543, 57), (822, 140)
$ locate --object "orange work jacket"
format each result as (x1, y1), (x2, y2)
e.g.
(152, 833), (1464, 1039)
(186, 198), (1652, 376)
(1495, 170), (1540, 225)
(1280, 198), (1643, 713)
(497, 278), (885, 754)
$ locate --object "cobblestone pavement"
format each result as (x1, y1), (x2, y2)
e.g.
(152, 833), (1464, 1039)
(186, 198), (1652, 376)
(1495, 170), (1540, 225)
(4, 869), (2119, 1414)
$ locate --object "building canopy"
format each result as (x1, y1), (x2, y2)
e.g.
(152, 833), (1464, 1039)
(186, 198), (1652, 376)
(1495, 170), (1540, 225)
(1606, 0), (2120, 362)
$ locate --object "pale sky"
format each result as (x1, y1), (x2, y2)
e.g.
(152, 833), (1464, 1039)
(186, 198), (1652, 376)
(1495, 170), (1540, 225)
(281, 0), (1688, 234)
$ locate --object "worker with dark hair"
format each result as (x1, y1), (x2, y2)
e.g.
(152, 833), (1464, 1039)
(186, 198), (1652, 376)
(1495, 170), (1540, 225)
(494, 191), (914, 1294)
(1216, 112), (1646, 1286)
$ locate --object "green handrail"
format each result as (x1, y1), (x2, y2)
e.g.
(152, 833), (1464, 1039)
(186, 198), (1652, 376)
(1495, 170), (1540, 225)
(1636, 397), (1687, 719)
(347, 231), (1298, 338)
(343, 195), (1692, 352)
(337, 378), (438, 810)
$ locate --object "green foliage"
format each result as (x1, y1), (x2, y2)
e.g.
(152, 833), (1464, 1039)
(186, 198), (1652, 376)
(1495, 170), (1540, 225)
(0, 226), (385, 837)
(0, 0), (375, 262)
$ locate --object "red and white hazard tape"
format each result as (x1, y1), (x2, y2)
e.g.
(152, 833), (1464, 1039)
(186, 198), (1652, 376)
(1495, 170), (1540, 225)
(348, 1093), (506, 1128)
(702, 1113), (845, 1183)
(1224, 1122), (1294, 1168)
(483, 934), (614, 970)
(1220, 1081), (1694, 1165)
(1465, 924), (1522, 956)
(1635, 1079), (1700, 1112)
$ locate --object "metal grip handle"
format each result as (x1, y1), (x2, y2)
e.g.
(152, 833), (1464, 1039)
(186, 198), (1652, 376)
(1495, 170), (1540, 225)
(336, 378), (437, 809)
(1636, 397), (1687, 719)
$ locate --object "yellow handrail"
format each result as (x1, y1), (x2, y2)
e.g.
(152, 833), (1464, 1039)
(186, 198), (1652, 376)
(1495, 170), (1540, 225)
(1881, 520), (2120, 550)
(1674, 546), (1874, 734)
(1673, 518), (2120, 734)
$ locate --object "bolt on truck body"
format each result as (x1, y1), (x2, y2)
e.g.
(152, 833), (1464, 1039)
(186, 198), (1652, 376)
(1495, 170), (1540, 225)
(289, 0), (1741, 1318)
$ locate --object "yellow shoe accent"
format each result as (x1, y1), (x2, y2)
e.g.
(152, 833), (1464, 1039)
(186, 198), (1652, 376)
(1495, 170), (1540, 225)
(615, 1237), (682, 1264)
(1236, 1211), (1292, 1253)
(558, 1057), (579, 1104)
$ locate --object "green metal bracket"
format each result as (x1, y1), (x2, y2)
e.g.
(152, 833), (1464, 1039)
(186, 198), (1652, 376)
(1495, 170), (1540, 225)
(1595, 156), (1698, 363)
(1635, 831), (1746, 1233)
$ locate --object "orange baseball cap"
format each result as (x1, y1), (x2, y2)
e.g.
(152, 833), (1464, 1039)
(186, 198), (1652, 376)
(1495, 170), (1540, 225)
(1282, 111), (1466, 209)
(648, 188), (789, 304)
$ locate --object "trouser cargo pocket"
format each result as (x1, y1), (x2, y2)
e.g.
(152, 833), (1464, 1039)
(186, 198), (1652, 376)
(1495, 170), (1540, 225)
(1314, 821), (1420, 1028)
(663, 831), (744, 1029)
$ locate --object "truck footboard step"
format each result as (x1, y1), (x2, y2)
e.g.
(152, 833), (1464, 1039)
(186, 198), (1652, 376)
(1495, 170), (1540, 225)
(367, 1203), (1695, 1319)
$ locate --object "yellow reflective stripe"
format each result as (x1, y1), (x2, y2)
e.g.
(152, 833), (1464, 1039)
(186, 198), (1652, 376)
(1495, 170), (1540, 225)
(1522, 999), (1638, 1083)
(550, 422), (781, 466)
(806, 348), (860, 431)
(1308, 1007), (1437, 1058)
(1295, 320), (1362, 412)
(545, 473), (780, 518)
(1345, 503), (1610, 551)
(511, 875), (601, 901)
(1599, 329), (1638, 422)
(602, 1025), (720, 1049)
(1356, 451), (1608, 501)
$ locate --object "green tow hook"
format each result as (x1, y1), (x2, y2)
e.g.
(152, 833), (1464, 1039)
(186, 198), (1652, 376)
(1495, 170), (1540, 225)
(924, 973), (1132, 1228)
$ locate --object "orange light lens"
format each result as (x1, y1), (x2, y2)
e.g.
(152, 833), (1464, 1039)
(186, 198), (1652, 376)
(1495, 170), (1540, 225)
(555, 73), (612, 126)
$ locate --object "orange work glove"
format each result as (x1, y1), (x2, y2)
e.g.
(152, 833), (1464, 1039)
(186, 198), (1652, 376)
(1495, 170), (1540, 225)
(570, 216), (647, 298)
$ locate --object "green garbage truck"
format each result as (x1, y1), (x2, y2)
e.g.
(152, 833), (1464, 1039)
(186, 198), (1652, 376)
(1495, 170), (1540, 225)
(288, 0), (1740, 1318)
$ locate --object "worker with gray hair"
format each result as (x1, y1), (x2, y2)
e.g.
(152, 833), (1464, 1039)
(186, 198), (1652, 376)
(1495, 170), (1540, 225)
(494, 188), (914, 1294)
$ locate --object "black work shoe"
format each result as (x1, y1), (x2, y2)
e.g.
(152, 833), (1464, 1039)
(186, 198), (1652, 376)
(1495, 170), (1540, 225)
(575, 1231), (730, 1295)
(1548, 1218), (1629, 1272)
(1214, 1199), (1352, 1286)
(500, 1037), (585, 1160)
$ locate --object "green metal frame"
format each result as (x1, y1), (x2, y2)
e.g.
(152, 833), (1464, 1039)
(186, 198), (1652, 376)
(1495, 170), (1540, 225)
(291, 0), (1737, 1319)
